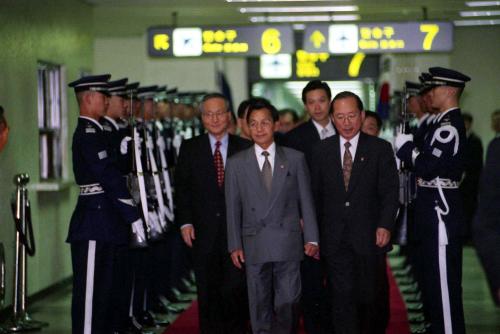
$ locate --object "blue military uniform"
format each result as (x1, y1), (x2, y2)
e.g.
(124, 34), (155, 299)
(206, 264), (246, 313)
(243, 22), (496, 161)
(67, 74), (141, 334)
(397, 67), (470, 334)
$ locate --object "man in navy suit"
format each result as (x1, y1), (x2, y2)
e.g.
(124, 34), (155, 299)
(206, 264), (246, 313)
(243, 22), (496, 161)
(67, 74), (145, 334)
(284, 80), (335, 334)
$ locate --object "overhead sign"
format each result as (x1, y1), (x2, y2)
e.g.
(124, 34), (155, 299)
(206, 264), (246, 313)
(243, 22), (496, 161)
(249, 52), (380, 82)
(303, 22), (453, 54)
(148, 26), (294, 57)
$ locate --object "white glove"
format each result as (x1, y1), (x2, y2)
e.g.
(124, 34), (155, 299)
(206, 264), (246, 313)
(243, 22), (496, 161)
(120, 136), (132, 155)
(131, 219), (146, 242)
(395, 133), (413, 150)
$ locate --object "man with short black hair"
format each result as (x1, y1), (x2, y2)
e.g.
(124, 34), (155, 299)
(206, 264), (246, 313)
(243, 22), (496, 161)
(226, 98), (319, 334)
(67, 74), (145, 334)
(396, 67), (471, 334)
(283, 80), (335, 334)
(312, 91), (399, 334)
(362, 110), (382, 137)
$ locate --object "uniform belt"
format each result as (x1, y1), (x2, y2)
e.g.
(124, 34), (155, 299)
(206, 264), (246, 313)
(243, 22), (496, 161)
(417, 178), (459, 189)
(79, 183), (105, 195)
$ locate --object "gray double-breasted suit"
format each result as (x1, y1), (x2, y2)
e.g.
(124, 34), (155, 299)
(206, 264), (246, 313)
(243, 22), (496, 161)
(225, 144), (319, 334)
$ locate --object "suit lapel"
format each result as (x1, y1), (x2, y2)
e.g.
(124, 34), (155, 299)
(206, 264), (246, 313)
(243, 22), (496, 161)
(201, 134), (219, 190)
(264, 146), (288, 216)
(347, 133), (369, 194)
(307, 120), (321, 141)
(327, 136), (344, 186)
(244, 147), (270, 205)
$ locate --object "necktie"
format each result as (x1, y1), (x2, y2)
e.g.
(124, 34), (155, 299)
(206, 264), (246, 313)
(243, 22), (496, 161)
(343, 142), (353, 191)
(214, 141), (224, 189)
(261, 151), (272, 193)
(320, 128), (328, 140)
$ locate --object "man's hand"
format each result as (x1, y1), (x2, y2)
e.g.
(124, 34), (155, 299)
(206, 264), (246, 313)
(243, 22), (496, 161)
(376, 228), (391, 248)
(304, 243), (319, 257)
(395, 133), (413, 150)
(181, 225), (195, 248)
(230, 249), (245, 269)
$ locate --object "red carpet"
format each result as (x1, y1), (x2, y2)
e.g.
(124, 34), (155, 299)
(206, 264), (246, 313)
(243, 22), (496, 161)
(164, 267), (410, 334)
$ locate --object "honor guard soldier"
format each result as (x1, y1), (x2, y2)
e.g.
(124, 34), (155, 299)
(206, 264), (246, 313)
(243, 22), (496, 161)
(396, 67), (471, 334)
(67, 74), (146, 334)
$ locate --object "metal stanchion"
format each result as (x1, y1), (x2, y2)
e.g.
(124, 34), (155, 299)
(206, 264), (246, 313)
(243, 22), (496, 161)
(3, 174), (48, 332)
(0, 243), (7, 333)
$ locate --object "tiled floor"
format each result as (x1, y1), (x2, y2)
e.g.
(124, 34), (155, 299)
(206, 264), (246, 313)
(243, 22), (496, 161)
(2, 247), (498, 333)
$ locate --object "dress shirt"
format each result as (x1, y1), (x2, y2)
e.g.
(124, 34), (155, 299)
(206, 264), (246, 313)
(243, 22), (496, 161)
(79, 116), (103, 130)
(255, 142), (276, 174)
(312, 119), (336, 139)
(417, 113), (430, 128)
(340, 132), (360, 166)
(209, 132), (229, 166)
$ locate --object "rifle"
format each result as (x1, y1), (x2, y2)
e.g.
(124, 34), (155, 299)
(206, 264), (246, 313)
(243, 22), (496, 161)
(128, 92), (149, 248)
(394, 86), (414, 245)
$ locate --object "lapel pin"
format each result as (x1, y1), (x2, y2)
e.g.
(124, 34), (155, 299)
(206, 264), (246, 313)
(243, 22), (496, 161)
(280, 165), (284, 169)
(361, 157), (365, 162)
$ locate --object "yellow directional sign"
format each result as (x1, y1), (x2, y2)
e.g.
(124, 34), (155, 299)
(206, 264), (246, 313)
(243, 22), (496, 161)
(153, 34), (170, 51)
(310, 30), (326, 49)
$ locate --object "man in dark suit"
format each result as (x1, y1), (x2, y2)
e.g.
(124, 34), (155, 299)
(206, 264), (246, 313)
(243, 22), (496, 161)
(460, 113), (483, 242)
(285, 80), (336, 167)
(283, 80), (335, 334)
(67, 74), (145, 334)
(175, 93), (251, 334)
(397, 67), (471, 334)
(473, 132), (500, 306)
(225, 98), (319, 334)
(311, 91), (399, 334)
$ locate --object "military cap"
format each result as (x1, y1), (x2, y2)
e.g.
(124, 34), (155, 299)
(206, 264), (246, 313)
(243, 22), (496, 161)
(418, 72), (434, 94)
(405, 81), (421, 97)
(154, 86), (168, 102)
(124, 82), (140, 99)
(68, 74), (111, 95)
(108, 78), (128, 97)
(137, 85), (158, 99)
(428, 67), (471, 88)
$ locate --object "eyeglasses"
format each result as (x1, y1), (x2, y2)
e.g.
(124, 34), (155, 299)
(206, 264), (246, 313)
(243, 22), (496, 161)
(249, 120), (273, 129)
(202, 111), (227, 119)
(334, 113), (360, 122)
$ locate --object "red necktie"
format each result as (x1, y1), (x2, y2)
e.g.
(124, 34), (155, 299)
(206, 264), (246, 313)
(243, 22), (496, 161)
(214, 141), (224, 189)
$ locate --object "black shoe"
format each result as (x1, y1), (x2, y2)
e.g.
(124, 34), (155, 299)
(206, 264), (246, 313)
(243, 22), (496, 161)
(158, 295), (186, 313)
(171, 287), (193, 302)
(137, 311), (156, 327)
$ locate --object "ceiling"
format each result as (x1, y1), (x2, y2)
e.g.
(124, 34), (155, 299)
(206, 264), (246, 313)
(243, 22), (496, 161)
(84, 0), (499, 36)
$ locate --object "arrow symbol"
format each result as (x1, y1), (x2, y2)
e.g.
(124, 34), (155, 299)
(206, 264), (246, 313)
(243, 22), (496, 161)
(310, 30), (326, 49)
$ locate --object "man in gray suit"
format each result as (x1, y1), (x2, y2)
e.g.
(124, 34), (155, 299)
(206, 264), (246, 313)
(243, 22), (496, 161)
(225, 98), (319, 334)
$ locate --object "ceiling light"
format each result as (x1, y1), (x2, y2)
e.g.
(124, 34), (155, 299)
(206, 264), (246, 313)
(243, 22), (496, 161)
(228, 0), (345, 2)
(454, 18), (500, 25)
(465, 1), (500, 7)
(460, 10), (500, 16)
(249, 14), (359, 23)
(240, 6), (358, 13)
(292, 23), (306, 30)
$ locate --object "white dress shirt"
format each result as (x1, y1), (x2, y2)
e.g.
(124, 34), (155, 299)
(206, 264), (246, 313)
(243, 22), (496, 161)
(255, 142), (276, 174)
(312, 120), (336, 140)
(340, 132), (360, 165)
